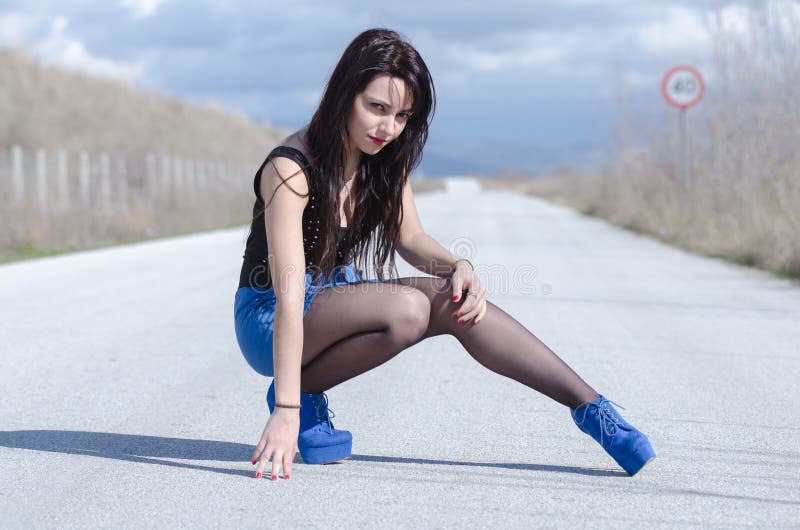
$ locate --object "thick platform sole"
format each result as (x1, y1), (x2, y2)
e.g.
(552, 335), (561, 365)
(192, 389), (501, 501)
(616, 440), (657, 476)
(629, 454), (656, 476)
(298, 437), (352, 464)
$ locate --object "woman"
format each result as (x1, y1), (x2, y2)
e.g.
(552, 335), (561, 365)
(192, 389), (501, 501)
(234, 28), (656, 481)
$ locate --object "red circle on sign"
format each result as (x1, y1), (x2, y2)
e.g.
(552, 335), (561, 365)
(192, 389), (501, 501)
(661, 65), (704, 109)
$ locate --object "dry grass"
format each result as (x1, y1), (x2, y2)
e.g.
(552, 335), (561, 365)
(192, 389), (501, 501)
(481, 3), (800, 281)
(410, 177), (447, 194)
(0, 47), (288, 159)
(0, 46), (290, 262)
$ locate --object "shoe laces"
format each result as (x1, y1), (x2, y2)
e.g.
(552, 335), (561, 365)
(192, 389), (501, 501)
(311, 392), (336, 433)
(573, 396), (627, 447)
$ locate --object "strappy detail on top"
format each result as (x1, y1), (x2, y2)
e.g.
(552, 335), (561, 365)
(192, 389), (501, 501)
(253, 145), (314, 205)
(238, 144), (351, 291)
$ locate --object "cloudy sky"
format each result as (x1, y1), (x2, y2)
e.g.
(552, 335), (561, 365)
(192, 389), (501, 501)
(0, 0), (767, 176)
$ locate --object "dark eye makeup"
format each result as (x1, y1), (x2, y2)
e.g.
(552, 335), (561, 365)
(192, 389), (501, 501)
(371, 102), (411, 119)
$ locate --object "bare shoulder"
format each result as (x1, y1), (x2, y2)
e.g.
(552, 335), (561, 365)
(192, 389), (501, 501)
(277, 124), (313, 162)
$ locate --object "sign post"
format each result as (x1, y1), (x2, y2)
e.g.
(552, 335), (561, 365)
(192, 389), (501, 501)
(661, 65), (704, 207)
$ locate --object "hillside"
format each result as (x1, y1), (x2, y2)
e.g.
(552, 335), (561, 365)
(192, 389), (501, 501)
(0, 46), (287, 161)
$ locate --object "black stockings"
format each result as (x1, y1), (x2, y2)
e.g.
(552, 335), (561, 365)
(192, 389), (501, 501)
(297, 276), (599, 409)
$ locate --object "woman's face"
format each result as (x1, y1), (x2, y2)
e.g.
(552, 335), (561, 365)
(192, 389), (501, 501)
(346, 73), (414, 156)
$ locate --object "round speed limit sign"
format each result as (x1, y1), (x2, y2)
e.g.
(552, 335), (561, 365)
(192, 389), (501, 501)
(661, 65), (704, 109)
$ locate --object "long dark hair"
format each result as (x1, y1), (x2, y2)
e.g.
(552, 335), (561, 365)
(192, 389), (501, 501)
(258, 27), (436, 285)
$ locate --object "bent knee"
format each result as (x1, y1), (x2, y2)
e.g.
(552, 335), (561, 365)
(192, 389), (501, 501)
(389, 289), (430, 342)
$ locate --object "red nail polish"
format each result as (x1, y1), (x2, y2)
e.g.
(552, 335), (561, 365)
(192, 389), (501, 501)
(453, 296), (458, 301)
(458, 319), (464, 323)
(255, 472), (262, 478)
(271, 475), (277, 481)
(285, 475), (291, 480)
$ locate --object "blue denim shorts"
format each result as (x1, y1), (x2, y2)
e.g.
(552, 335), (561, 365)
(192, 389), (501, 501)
(234, 264), (382, 377)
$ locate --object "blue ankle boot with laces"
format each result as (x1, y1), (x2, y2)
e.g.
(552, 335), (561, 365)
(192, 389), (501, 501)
(266, 380), (352, 464)
(570, 394), (656, 476)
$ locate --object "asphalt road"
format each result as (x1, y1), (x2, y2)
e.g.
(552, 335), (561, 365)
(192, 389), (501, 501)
(2, 178), (799, 528)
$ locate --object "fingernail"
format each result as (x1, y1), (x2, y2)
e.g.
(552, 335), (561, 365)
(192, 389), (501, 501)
(458, 319), (464, 324)
(453, 296), (458, 301)
(252, 459), (257, 465)
(271, 475), (277, 481)
(284, 474), (291, 480)
(255, 472), (262, 478)
(452, 313), (457, 319)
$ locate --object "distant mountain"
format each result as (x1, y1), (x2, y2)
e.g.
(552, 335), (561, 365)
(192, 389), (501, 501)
(417, 140), (608, 178)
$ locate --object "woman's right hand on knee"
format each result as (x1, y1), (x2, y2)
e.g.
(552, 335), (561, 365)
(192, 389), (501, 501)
(252, 408), (300, 480)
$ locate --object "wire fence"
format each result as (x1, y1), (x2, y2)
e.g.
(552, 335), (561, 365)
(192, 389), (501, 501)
(0, 145), (253, 250)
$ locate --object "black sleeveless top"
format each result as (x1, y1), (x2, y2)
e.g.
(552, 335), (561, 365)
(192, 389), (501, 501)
(238, 145), (351, 290)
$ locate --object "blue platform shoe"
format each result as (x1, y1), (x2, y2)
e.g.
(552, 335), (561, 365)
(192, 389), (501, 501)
(570, 394), (656, 476)
(266, 380), (352, 464)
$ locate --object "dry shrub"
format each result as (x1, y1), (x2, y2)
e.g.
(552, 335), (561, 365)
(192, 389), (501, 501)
(491, 2), (800, 278)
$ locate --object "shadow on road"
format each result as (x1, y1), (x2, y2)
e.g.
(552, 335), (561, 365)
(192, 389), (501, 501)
(0, 429), (625, 477)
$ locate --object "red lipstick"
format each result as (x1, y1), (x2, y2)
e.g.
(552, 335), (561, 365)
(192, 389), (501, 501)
(369, 135), (386, 146)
